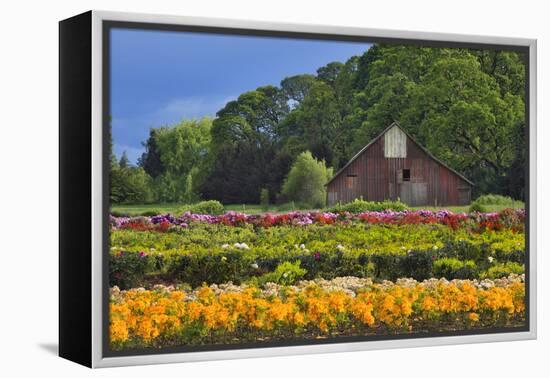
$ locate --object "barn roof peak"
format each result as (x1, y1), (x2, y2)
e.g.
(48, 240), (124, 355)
(326, 121), (474, 186)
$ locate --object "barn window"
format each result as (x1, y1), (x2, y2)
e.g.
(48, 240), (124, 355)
(402, 169), (411, 182)
(346, 174), (357, 189)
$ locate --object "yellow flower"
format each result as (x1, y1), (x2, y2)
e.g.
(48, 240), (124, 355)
(293, 311), (306, 326)
(109, 277), (525, 349)
(110, 319), (128, 342)
(421, 296), (437, 312)
(350, 301), (374, 326)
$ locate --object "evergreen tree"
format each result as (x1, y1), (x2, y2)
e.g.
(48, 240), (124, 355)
(119, 151), (130, 169)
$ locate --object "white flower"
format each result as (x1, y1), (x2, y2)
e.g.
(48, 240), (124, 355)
(488, 256), (494, 263)
(283, 272), (288, 278)
(300, 244), (306, 249)
(251, 263), (259, 269)
(233, 242), (250, 250)
(336, 244), (346, 251)
(221, 243), (230, 249)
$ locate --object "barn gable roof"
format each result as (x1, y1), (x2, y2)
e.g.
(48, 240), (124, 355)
(326, 121), (475, 186)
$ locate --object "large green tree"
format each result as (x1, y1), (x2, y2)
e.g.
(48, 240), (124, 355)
(277, 58), (360, 170)
(201, 86), (290, 203)
(137, 117), (212, 203)
(110, 166), (153, 204)
(407, 55), (524, 193)
(280, 74), (317, 104)
(155, 118), (211, 176)
(279, 81), (342, 167)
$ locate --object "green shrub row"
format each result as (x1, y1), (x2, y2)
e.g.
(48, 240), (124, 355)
(110, 247), (524, 289)
(109, 224), (524, 288)
(326, 198), (409, 213)
(433, 258), (524, 280)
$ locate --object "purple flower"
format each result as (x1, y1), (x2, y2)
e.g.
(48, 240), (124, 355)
(139, 251), (146, 257)
(151, 213), (174, 224)
(313, 252), (321, 261)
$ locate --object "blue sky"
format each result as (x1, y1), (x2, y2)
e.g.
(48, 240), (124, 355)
(110, 28), (371, 164)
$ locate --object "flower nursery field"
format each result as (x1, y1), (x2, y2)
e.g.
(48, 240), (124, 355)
(109, 209), (527, 350)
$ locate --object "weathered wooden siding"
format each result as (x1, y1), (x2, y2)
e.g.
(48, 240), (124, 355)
(327, 126), (472, 207)
(384, 125), (407, 158)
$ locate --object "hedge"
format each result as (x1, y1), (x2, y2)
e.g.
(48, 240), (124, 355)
(109, 223), (525, 288)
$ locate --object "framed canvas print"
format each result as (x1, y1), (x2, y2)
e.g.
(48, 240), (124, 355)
(59, 10), (537, 368)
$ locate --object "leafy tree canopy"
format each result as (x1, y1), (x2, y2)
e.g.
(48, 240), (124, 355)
(281, 151), (333, 208)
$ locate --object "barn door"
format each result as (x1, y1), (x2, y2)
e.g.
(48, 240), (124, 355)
(399, 182), (412, 205)
(411, 183), (428, 206)
(399, 182), (428, 206)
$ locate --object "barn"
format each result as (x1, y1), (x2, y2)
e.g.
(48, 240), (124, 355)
(326, 122), (473, 207)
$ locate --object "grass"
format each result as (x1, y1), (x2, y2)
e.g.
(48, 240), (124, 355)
(111, 203), (315, 216)
(111, 203), (183, 216)
(224, 204), (319, 214)
(111, 201), (524, 217)
(410, 204), (524, 213)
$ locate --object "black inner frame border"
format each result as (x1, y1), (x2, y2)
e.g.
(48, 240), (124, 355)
(102, 19), (531, 358)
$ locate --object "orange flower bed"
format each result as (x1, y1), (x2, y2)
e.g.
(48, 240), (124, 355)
(109, 275), (525, 349)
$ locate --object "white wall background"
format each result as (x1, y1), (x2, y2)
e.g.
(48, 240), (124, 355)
(0, 0), (546, 376)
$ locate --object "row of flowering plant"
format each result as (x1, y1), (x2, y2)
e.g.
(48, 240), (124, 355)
(109, 274), (525, 349)
(109, 223), (524, 288)
(110, 208), (525, 233)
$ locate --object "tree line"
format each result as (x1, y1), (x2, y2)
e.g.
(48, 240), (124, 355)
(111, 43), (527, 205)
